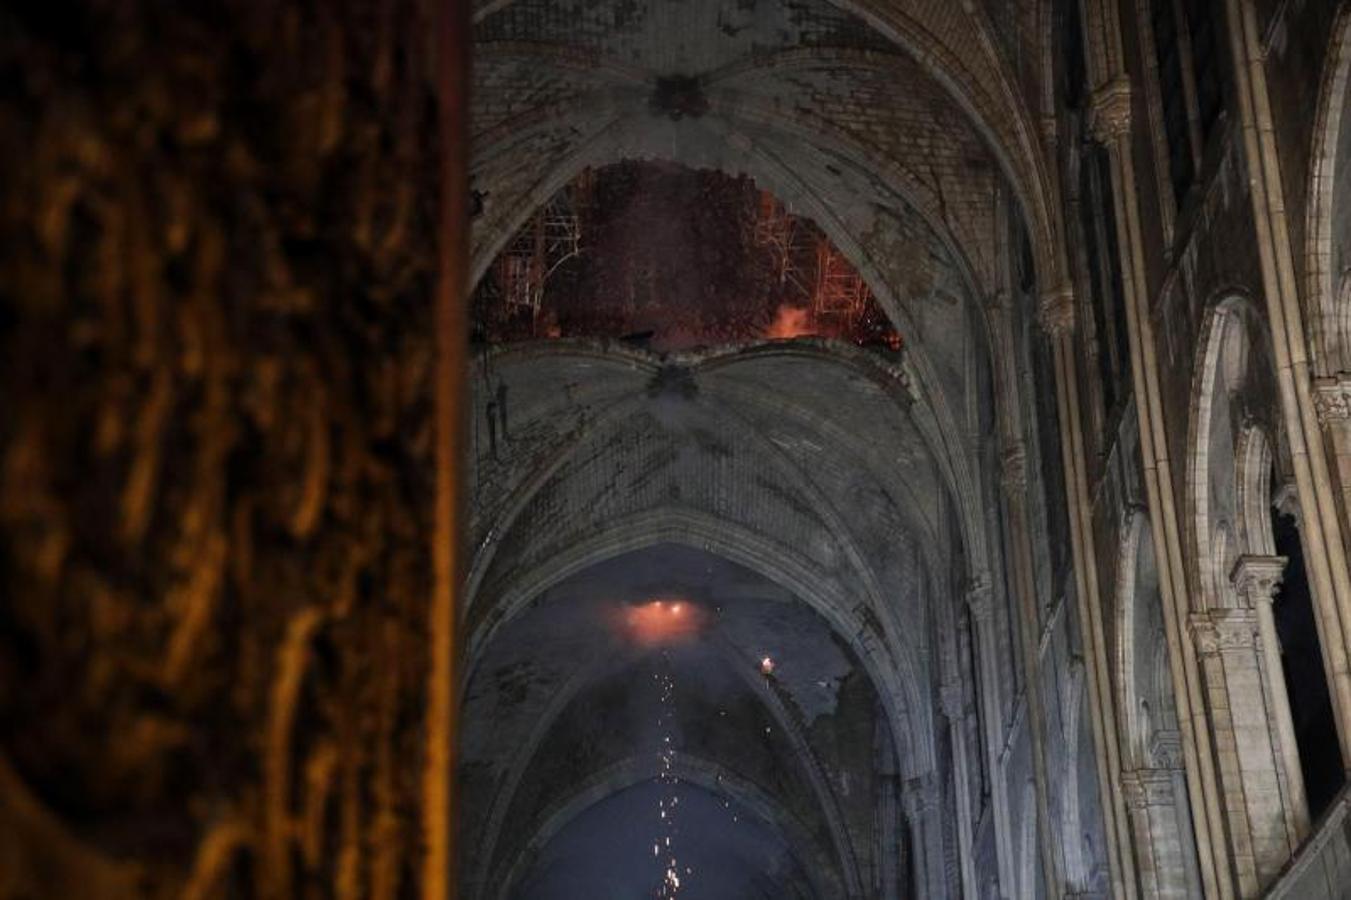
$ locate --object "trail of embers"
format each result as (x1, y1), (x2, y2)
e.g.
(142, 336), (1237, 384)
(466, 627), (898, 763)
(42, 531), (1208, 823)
(654, 650), (687, 897)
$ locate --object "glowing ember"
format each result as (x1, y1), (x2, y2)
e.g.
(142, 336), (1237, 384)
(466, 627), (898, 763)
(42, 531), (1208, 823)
(621, 599), (706, 646)
(759, 655), (776, 676)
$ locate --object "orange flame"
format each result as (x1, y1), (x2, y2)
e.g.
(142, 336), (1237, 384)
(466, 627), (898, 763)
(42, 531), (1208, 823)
(619, 599), (707, 646)
(765, 304), (813, 339)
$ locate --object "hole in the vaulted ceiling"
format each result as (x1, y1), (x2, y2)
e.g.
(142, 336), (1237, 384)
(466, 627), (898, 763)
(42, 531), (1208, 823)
(471, 161), (903, 353)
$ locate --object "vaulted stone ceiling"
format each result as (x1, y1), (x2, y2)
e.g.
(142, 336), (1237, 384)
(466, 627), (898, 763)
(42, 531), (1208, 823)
(470, 0), (1061, 287)
(465, 0), (1045, 896)
(461, 337), (973, 895)
(465, 545), (883, 897)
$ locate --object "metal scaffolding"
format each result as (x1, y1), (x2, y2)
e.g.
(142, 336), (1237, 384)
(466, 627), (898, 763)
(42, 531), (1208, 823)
(811, 237), (869, 330)
(490, 176), (592, 331)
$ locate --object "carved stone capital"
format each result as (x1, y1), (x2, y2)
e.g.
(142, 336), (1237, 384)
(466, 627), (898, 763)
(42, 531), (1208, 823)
(1037, 283), (1076, 336)
(1313, 373), (1351, 424)
(966, 577), (994, 624)
(1273, 481), (1301, 524)
(1190, 607), (1259, 655)
(1188, 612), (1219, 656)
(1230, 554), (1287, 607)
(1000, 442), (1027, 494)
(1089, 76), (1133, 143)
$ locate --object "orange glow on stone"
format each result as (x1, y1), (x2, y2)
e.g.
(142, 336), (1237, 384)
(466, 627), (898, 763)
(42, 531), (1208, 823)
(621, 599), (706, 646)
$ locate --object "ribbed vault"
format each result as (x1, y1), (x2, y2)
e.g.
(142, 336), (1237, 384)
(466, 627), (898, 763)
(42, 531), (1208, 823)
(465, 1), (1048, 895)
(470, 0), (1062, 282)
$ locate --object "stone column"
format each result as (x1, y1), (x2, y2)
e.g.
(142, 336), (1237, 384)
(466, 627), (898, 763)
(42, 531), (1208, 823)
(1231, 555), (1310, 844)
(1313, 376), (1351, 542)
(996, 440), (1064, 897)
(877, 764), (901, 900)
(1124, 765), (1193, 900)
(1088, 68), (1229, 900)
(1038, 284), (1134, 898)
(1122, 771), (1161, 897)
(902, 774), (946, 899)
(1190, 606), (1297, 895)
(1222, 0), (1351, 779)
(968, 579), (1018, 896)
(941, 678), (978, 898)
(1310, 378), (1351, 757)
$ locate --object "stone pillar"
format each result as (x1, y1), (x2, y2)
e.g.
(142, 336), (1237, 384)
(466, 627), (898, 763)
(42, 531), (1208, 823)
(1088, 68), (1229, 900)
(941, 678), (978, 898)
(1221, 0), (1351, 782)
(1309, 378), (1351, 760)
(1037, 284), (1133, 898)
(877, 767), (901, 900)
(1313, 376), (1351, 541)
(1124, 766), (1192, 900)
(995, 440), (1064, 897)
(902, 774), (947, 899)
(1190, 605), (1297, 895)
(1122, 771), (1160, 897)
(968, 579), (1018, 897)
(1231, 555), (1310, 844)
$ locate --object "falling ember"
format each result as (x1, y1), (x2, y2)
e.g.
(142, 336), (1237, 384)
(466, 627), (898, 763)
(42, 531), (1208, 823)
(759, 655), (776, 676)
(619, 598), (707, 647)
(654, 650), (684, 897)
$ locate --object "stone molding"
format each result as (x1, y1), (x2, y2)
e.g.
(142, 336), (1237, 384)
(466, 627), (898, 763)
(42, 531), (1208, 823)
(1037, 283), (1076, 336)
(1089, 76), (1133, 143)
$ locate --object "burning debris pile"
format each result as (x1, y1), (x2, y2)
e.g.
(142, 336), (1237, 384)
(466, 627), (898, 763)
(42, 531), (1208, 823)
(473, 162), (902, 352)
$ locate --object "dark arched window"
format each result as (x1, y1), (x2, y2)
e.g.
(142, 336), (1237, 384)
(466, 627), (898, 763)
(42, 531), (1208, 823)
(1271, 504), (1345, 818)
(1184, 0), (1225, 140)
(1060, 0), (1086, 111)
(1078, 146), (1130, 416)
(1150, 0), (1194, 204)
(1148, 0), (1229, 207)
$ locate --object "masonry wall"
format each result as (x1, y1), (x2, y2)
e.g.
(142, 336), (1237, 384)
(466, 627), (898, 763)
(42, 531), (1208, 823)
(1073, 0), (1351, 893)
